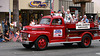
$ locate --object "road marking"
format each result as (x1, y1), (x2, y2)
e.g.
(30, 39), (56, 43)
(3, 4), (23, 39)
(96, 53), (100, 55)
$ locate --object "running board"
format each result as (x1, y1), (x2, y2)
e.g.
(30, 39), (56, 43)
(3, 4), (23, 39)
(49, 41), (81, 44)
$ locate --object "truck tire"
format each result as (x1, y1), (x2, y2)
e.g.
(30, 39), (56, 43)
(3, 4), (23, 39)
(22, 43), (34, 49)
(35, 36), (48, 50)
(63, 43), (73, 47)
(78, 34), (92, 48)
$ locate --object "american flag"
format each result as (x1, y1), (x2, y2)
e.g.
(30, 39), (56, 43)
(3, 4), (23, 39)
(13, 34), (22, 42)
(51, 0), (54, 10)
(9, 31), (14, 39)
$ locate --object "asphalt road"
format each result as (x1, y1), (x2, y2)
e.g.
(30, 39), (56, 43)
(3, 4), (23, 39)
(0, 40), (100, 56)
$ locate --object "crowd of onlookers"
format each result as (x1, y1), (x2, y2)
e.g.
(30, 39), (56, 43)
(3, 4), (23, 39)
(0, 19), (10, 42)
(0, 19), (22, 42)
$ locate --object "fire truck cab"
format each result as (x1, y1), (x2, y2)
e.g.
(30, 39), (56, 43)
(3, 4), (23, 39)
(21, 15), (100, 50)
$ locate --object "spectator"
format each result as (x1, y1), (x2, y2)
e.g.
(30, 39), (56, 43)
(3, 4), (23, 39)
(13, 30), (22, 42)
(4, 21), (8, 34)
(10, 21), (14, 32)
(29, 21), (33, 26)
(2, 19), (5, 35)
(0, 33), (5, 42)
(62, 6), (72, 23)
(19, 22), (22, 30)
(32, 19), (35, 24)
(81, 15), (89, 23)
(4, 30), (11, 41)
(29, 19), (35, 26)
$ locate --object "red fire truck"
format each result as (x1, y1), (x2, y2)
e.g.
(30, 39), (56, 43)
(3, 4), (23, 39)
(21, 15), (100, 50)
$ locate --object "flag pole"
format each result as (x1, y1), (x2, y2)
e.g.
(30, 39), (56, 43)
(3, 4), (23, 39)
(50, 0), (52, 14)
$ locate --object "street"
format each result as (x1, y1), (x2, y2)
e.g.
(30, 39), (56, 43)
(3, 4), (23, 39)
(0, 40), (100, 56)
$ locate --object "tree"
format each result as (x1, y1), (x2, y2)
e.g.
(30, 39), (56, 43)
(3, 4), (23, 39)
(13, 0), (19, 33)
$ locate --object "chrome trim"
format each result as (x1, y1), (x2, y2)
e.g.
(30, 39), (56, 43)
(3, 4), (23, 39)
(49, 41), (81, 44)
(68, 37), (81, 39)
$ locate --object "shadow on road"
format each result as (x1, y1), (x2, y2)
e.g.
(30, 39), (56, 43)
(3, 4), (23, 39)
(14, 45), (96, 51)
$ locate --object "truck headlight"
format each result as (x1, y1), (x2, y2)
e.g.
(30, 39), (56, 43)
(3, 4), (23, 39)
(23, 28), (27, 30)
(23, 28), (25, 30)
(28, 34), (30, 38)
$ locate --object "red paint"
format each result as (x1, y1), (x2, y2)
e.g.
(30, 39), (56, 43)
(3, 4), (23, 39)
(80, 32), (93, 39)
(21, 15), (100, 45)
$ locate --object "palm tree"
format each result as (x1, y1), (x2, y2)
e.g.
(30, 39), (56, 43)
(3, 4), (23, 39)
(13, 0), (19, 33)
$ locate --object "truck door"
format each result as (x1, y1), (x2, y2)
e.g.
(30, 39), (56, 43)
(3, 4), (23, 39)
(50, 18), (65, 39)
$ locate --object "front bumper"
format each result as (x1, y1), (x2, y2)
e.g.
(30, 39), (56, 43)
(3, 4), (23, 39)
(22, 41), (32, 44)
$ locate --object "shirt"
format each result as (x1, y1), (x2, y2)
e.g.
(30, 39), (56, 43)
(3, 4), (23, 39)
(4, 34), (9, 38)
(4, 25), (8, 30)
(73, 18), (78, 22)
(81, 18), (89, 23)
(10, 23), (14, 29)
(54, 13), (62, 17)
(64, 12), (72, 23)
(30, 22), (35, 26)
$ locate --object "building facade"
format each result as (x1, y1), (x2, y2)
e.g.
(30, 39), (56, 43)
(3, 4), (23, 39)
(10, 0), (51, 25)
(0, 0), (9, 22)
(0, 0), (100, 25)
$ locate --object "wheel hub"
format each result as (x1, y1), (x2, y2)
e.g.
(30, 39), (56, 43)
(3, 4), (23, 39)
(38, 38), (46, 49)
(84, 37), (90, 46)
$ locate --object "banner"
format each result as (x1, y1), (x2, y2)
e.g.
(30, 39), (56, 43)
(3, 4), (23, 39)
(76, 23), (90, 29)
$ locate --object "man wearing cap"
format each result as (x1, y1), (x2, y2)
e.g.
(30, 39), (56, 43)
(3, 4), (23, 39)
(62, 6), (72, 23)
(54, 10), (62, 16)
(81, 15), (89, 23)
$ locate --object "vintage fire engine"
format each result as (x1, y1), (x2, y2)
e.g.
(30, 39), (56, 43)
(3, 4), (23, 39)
(21, 15), (100, 50)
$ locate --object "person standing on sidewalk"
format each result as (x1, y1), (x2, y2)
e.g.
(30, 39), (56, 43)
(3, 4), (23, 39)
(0, 33), (5, 42)
(2, 19), (5, 35)
(4, 21), (8, 34)
(19, 22), (22, 30)
(29, 19), (35, 26)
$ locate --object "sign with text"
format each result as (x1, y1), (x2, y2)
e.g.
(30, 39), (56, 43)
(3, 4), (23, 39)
(76, 23), (90, 29)
(29, 1), (48, 8)
(53, 29), (62, 37)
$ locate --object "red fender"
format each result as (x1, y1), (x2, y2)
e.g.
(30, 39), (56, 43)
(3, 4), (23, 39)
(80, 32), (93, 39)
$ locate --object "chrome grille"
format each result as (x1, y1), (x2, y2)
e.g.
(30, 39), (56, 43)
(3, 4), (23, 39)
(22, 33), (28, 40)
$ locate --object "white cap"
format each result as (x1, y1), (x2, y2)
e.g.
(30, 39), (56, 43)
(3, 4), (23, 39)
(67, 9), (70, 11)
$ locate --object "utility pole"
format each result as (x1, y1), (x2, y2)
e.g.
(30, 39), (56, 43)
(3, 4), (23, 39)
(13, 0), (19, 33)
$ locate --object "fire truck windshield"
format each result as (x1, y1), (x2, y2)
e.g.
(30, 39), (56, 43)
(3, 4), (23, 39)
(39, 18), (51, 25)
